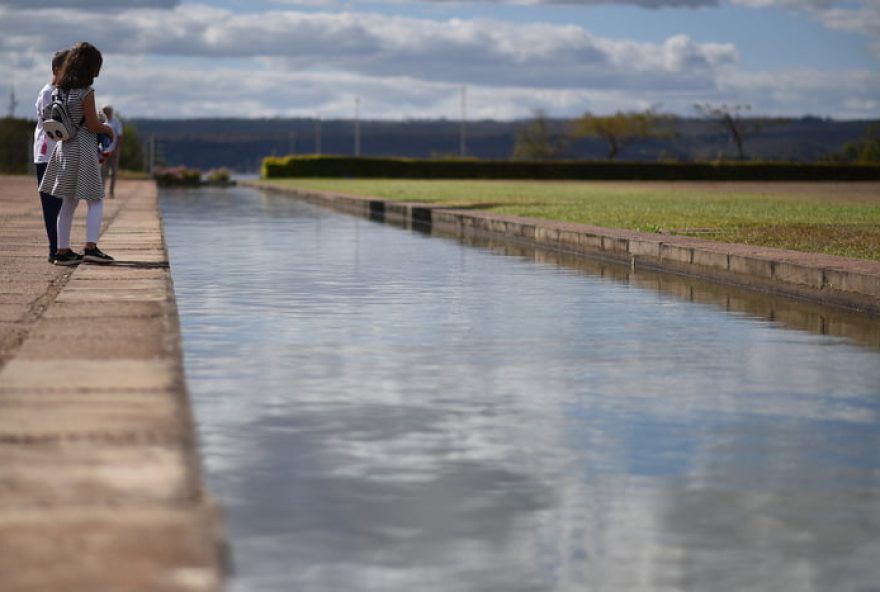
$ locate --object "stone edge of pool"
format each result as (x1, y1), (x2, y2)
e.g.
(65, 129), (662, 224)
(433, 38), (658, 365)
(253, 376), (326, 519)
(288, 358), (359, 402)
(0, 178), (227, 592)
(244, 180), (880, 316)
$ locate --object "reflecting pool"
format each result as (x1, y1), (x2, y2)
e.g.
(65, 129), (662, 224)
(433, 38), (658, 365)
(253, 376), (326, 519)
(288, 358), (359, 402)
(161, 186), (880, 592)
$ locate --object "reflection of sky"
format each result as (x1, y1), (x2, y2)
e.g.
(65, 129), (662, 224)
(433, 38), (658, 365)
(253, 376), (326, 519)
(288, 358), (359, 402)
(162, 186), (880, 592)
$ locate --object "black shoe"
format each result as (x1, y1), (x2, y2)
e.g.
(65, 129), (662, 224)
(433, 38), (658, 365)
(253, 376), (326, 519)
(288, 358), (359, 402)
(83, 247), (114, 263)
(54, 251), (83, 266)
(48, 254), (56, 263)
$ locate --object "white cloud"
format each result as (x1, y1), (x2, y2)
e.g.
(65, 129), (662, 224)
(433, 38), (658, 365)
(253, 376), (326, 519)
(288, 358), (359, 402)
(0, 2), (876, 119)
(0, 4), (737, 92)
(295, 0), (880, 39)
(6, 50), (868, 120)
(731, 0), (880, 39)
(719, 67), (880, 118)
(336, 0), (721, 6)
(731, 0), (835, 7)
(272, 0), (342, 5)
(267, 0), (880, 26)
(818, 4), (880, 38)
(0, 0), (178, 7)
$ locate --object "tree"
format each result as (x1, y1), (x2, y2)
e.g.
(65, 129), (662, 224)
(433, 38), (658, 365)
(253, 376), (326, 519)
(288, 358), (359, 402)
(826, 124), (880, 164)
(119, 121), (146, 172)
(0, 117), (32, 174)
(694, 103), (760, 161)
(512, 109), (569, 161)
(571, 108), (674, 160)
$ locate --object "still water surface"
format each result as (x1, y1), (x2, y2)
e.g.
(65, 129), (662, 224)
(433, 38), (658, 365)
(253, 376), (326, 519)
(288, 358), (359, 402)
(161, 186), (880, 592)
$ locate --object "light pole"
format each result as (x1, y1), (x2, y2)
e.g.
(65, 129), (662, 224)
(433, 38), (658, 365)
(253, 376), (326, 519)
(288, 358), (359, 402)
(7, 82), (18, 118)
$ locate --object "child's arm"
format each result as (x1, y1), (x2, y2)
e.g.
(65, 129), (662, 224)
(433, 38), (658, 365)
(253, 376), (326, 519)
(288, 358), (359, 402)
(82, 91), (114, 138)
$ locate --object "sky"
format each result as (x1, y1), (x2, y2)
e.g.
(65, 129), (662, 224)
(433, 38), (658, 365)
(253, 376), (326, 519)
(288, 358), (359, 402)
(0, 0), (878, 120)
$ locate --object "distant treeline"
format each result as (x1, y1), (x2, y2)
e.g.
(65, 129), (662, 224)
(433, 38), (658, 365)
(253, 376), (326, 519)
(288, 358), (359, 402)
(0, 116), (145, 174)
(2, 115), (877, 175)
(130, 116), (878, 173)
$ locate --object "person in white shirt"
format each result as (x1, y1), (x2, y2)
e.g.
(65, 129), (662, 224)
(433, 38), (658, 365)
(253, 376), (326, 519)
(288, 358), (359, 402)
(33, 49), (69, 263)
(100, 104), (124, 198)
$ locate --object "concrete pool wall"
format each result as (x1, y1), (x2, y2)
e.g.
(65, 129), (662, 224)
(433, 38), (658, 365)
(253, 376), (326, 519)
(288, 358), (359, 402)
(244, 181), (880, 316)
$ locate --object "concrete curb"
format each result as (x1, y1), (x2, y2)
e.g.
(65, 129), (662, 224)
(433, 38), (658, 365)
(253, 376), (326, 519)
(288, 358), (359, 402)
(0, 179), (226, 592)
(244, 180), (880, 316)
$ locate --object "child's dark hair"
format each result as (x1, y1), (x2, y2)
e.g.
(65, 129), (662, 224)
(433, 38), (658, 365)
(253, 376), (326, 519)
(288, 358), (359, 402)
(51, 49), (70, 85)
(56, 42), (103, 90)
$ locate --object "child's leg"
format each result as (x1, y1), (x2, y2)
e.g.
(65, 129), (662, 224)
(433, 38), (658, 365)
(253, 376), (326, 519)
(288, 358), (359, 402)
(35, 163), (61, 257)
(41, 192), (62, 256)
(56, 197), (79, 250)
(85, 199), (104, 245)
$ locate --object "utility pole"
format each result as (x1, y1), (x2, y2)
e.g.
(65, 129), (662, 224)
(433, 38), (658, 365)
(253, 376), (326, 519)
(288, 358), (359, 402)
(460, 85), (467, 158)
(7, 83), (18, 118)
(354, 97), (361, 157)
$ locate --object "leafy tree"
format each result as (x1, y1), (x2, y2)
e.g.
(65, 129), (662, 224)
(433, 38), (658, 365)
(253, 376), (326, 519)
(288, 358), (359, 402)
(512, 109), (569, 161)
(0, 117), (32, 174)
(571, 108), (675, 160)
(119, 121), (146, 172)
(827, 124), (880, 164)
(694, 103), (760, 161)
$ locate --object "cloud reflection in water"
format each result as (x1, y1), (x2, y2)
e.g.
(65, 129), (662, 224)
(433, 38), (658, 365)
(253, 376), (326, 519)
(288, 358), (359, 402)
(162, 186), (880, 592)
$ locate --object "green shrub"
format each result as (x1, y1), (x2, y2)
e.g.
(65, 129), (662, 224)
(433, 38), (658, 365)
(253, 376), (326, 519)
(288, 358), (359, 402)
(826, 125), (880, 164)
(0, 117), (33, 175)
(262, 155), (880, 182)
(119, 122), (146, 172)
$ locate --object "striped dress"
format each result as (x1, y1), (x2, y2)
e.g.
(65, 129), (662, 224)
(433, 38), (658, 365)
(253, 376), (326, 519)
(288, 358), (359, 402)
(38, 87), (104, 202)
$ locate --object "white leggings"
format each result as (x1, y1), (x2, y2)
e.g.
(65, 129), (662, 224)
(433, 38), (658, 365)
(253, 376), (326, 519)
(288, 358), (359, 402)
(57, 197), (104, 249)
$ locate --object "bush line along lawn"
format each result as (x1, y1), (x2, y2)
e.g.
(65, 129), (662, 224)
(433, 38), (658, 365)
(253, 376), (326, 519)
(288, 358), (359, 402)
(268, 179), (880, 261)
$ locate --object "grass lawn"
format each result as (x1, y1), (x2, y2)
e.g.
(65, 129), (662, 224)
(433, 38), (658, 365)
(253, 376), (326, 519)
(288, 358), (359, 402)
(267, 179), (880, 261)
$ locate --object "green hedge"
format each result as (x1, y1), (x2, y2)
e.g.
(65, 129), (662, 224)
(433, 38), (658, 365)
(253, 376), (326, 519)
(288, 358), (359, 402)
(262, 155), (880, 181)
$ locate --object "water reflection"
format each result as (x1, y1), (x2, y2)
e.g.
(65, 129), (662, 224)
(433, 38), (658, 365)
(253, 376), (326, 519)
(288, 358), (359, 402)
(449, 233), (880, 350)
(161, 186), (880, 592)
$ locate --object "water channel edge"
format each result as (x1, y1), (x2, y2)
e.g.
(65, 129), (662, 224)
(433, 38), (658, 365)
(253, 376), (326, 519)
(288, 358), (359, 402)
(243, 180), (880, 316)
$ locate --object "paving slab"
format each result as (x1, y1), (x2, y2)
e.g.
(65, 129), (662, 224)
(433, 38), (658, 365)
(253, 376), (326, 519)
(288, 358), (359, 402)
(0, 303), (29, 322)
(0, 359), (180, 391)
(74, 266), (169, 279)
(0, 441), (195, 504)
(0, 506), (224, 592)
(0, 392), (188, 440)
(17, 337), (171, 361)
(43, 300), (165, 320)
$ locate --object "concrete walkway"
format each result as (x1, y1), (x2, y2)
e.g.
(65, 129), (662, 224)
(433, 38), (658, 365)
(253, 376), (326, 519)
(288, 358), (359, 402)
(0, 176), (225, 592)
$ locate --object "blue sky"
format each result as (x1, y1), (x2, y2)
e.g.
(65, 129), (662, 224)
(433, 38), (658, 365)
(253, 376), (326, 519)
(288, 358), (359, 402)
(1, 0), (878, 120)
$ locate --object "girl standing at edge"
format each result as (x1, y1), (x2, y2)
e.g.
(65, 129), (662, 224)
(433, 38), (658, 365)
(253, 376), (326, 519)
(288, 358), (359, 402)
(33, 49), (68, 263)
(39, 41), (115, 266)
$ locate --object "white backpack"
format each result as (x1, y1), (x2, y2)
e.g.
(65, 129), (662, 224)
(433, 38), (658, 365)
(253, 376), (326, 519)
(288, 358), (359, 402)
(42, 90), (84, 142)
